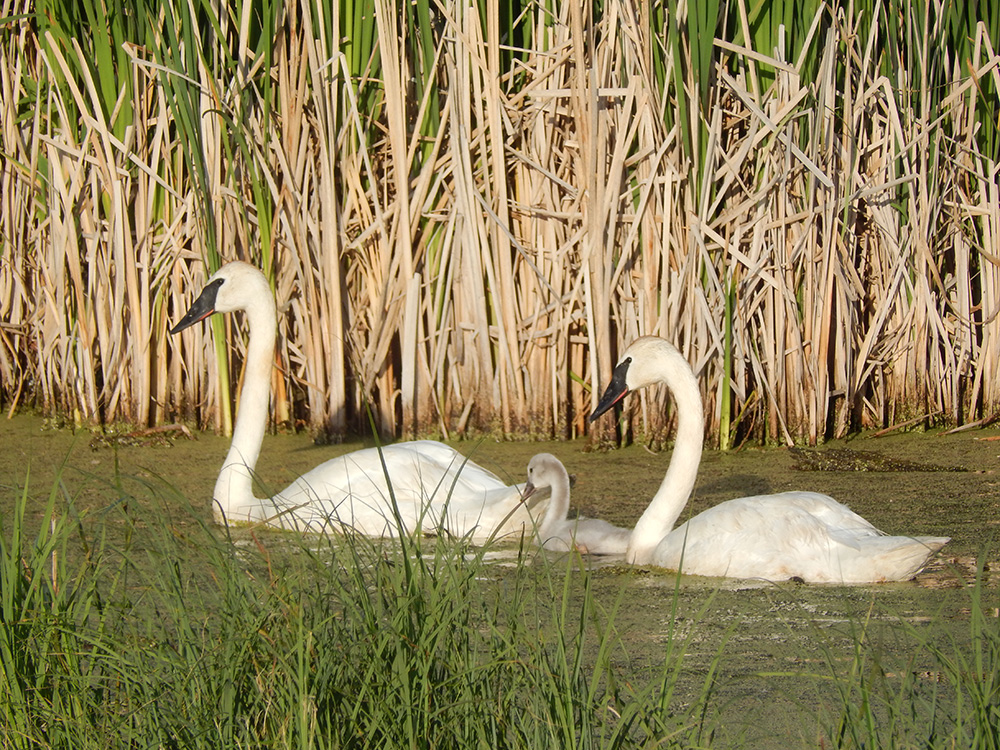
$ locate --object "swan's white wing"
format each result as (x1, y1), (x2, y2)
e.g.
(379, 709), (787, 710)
(653, 497), (846, 577)
(390, 440), (508, 485)
(654, 492), (946, 582)
(270, 441), (536, 539)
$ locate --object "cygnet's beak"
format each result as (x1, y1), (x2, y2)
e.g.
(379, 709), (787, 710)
(520, 481), (538, 504)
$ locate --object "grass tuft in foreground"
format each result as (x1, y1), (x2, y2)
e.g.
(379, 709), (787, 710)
(5, 466), (996, 747)
(0, 469), (718, 748)
(809, 559), (1000, 749)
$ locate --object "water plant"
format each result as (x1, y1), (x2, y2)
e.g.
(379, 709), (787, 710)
(2, 0), (998, 443)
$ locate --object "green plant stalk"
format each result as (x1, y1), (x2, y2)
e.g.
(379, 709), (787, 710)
(152, 0), (234, 434)
(719, 275), (735, 451)
(404, 0), (440, 165)
(665, 0), (693, 169)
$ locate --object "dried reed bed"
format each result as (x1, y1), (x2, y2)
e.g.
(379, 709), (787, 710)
(1, 0), (998, 445)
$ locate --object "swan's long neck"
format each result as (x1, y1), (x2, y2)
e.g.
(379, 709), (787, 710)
(213, 300), (276, 521)
(537, 466), (571, 536)
(626, 349), (704, 564)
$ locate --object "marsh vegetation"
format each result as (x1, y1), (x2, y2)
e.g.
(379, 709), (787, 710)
(2, 0), (998, 445)
(2, 415), (997, 747)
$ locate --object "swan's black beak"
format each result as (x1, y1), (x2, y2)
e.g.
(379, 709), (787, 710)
(589, 357), (631, 422)
(170, 278), (224, 334)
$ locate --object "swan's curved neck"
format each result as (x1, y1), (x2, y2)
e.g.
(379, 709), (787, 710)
(626, 350), (704, 563)
(213, 301), (276, 520)
(538, 468), (571, 535)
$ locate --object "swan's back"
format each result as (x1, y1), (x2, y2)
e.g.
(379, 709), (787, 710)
(654, 491), (949, 583)
(558, 518), (631, 555)
(270, 441), (535, 539)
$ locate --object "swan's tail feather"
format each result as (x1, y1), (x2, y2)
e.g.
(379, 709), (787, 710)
(854, 535), (950, 581)
(914, 536), (951, 553)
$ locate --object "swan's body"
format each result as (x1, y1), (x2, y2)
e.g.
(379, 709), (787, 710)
(261, 439), (540, 537)
(171, 262), (545, 539)
(522, 453), (631, 555)
(589, 336), (949, 583)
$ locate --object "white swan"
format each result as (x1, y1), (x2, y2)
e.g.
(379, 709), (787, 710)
(170, 261), (546, 540)
(521, 453), (631, 555)
(589, 336), (950, 583)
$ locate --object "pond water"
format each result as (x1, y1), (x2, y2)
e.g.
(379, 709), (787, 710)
(2, 413), (998, 746)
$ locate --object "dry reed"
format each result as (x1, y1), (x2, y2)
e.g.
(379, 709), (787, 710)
(1, 0), (997, 446)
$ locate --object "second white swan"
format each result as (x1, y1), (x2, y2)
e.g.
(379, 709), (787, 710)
(589, 336), (949, 583)
(171, 261), (546, 540)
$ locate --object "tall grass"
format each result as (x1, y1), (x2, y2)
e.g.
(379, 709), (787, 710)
(790, 559), (1000, 748)
(5, 465), (998, 748)
(1, 466), (727, 748)
(1, 0), (998, 445)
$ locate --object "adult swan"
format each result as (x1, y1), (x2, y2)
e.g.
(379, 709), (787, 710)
(170, 261), (543, 539)
(589, 336), (949, 583)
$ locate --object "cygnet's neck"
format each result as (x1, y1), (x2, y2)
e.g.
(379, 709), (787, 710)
(538, 466), (572, 536)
